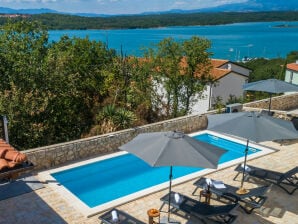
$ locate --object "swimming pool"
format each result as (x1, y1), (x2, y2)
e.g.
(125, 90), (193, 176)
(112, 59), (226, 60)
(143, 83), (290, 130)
(39, 130), (274, 217)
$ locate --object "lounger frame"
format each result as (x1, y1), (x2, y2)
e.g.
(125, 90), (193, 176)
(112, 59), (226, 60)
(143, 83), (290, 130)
(99, 208), (146, 224)
(160, 191), (238, 224)
(193, 177), (268, 214)
(234, 164), (298, 195)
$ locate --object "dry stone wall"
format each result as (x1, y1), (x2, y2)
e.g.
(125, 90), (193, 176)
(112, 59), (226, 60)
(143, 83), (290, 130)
(25, 114), (208, 171)
(24, 93), (298, 172)
(244, 93), (298, 111)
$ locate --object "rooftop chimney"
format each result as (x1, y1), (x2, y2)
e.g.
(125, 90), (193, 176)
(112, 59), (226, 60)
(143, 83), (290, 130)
(227, 63), (232, 70)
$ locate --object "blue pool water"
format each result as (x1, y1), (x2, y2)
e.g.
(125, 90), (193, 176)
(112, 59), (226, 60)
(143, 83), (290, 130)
(51, 133), (260, 208)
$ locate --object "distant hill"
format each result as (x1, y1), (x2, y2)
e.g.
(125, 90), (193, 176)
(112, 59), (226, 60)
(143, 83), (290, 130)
(143, 0), (298, 15)
(196, 0), (298, 13)
(0, 7), (58, 14)
(0, 0), (297, 17)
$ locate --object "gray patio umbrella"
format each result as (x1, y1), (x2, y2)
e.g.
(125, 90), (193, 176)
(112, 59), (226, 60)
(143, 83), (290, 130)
(243, 78), (298, 112)
(207, 111), (298, 194)
(119, 130), (227, 223)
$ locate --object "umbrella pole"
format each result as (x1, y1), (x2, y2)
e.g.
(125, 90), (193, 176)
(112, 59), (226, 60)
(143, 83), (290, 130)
(236, 139), (249, 194)
(268, 93), (272, 113)
(168, 166), (173, 222)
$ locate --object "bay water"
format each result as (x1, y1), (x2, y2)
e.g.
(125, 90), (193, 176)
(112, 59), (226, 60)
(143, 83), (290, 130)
(49, 21), (298, 61)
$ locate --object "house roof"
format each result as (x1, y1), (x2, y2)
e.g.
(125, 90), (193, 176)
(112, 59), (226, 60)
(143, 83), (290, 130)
(211, 59), (229, 68)
(211, 68), (231, 80)
(210, 59), (231, 80)
(133, 57), (248, 81)
(179, 58), (233, 80)
(287, 62), (298, 72)
(0, 139), (15, 151)
(0, 139), (28, 168)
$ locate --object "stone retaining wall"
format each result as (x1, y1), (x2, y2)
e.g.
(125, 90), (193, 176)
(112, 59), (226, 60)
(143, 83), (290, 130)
(243, 92), (298, 111)
(24, 93), (298, 172)
(25, 113), (208, 171)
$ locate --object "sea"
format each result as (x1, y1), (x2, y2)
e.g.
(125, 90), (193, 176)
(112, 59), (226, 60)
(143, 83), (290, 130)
(49, 21), (298, 61)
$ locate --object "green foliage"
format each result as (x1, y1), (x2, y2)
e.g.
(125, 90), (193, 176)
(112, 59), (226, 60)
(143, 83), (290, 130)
(243, 58), (285, 82)
(38, 35), (115, 146)
(286, 51), (298, 62)
(149, 37), (213, 118)
(114, 108), (136, 129)
(0, 20), (49, 149)
(125, 56), (159, 123)
(0, 19), (296, 150)
(95, 104), (136, 134)
(213, 96), (224, 114)
(239, 51), (297, 102)
(226, 95), (244, 105)
(0, 20), (115, 149)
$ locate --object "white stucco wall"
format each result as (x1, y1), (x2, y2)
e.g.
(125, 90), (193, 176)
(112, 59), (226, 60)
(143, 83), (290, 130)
(285, 69), (298, 85)
(191, 85), (211, 114)
(211, 72), (248, 106)
(284, 69), (298, 95)
(156, 61), (251, 115)
(154, 79), (211, 116)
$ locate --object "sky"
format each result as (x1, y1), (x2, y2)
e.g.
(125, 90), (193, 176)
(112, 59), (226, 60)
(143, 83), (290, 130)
(0, 0), (248, 15)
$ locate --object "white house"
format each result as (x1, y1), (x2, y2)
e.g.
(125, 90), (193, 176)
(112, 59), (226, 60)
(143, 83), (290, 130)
(285, 60), (298, 85)
(191, 59), (251, 114)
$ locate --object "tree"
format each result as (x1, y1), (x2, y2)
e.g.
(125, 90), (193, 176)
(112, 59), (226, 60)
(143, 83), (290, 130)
(0, 20), (116, 149)
(0, 20), (49, 149)
(286, 51), (298, 62)
(147, 37), (213, 118)
(126, 56), (161, 123)
(243, 58), (285, 82)
(240, 57), (290, 101)
(180, 37), (214, 113)
(42, 35), (115, 144)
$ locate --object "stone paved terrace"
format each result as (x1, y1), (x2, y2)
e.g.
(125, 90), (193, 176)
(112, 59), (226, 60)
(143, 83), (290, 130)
(0, 140), (297, 224)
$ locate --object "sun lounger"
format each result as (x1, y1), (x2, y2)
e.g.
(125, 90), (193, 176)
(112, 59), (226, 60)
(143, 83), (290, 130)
(234, 164), (298, 195)
(160, 191), (238, 224)
(99, 208), (146, 224)
(193, 177), (269, 214)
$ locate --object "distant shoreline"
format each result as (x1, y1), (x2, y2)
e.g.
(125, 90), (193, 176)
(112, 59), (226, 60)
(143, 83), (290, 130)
(273, 24), (298, 28)
(1, 11), (298, 30)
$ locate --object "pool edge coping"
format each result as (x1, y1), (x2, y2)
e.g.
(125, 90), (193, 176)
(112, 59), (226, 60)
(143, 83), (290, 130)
(37, 130), (276, 218)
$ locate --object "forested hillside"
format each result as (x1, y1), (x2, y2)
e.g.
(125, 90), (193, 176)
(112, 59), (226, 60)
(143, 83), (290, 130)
(1, 11), (298, 29)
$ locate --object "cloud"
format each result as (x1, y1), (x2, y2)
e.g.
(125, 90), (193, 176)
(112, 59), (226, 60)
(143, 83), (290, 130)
(173, 1), (187, 7)
(97, 0), (122, 3)
(0, 0), (57, 3)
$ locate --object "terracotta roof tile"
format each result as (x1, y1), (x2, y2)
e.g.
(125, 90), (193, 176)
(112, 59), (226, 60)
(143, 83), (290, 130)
(134, 57), (241, 80)
(211, 59), (229, 68)
(287, 63), (298, 72)
(0, 139), (28, 171)
(211, 68), (230, 80)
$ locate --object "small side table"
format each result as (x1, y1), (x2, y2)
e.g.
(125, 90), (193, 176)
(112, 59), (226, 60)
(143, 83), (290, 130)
(147, 208), (160, 224)
(199, 190), (212, 204)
